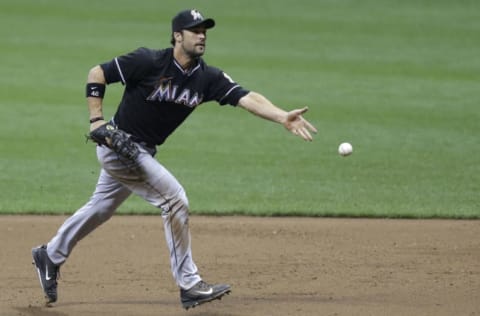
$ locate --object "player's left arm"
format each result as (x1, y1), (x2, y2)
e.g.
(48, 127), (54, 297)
(237, 91), (317, 141)
(87, 65), (108, 131)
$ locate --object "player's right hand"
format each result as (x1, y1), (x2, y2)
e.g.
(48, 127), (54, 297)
(284, 107), (317, 141)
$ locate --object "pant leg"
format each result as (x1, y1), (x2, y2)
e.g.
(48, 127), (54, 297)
(47, 168), (131, 265)
(97, 146), (202, 290)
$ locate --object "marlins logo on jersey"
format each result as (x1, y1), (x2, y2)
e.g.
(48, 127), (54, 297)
(147, 77), (203, 108)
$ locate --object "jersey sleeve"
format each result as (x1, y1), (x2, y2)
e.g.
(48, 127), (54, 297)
(100, 47), (155, 85)
(206, 67), (250, 106)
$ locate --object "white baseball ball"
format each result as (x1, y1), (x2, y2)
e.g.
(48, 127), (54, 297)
(338, 142), (353, 156)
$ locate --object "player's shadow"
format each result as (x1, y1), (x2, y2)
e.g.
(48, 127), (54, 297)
(18, 299), (239, 316)
(15, 306), (68, 316)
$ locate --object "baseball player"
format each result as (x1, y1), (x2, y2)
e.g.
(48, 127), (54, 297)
(32, 9), (317, 310)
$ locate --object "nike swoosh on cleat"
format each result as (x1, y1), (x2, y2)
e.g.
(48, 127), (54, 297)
(45, 265), (53, 281)
(196, 288), (213, 295)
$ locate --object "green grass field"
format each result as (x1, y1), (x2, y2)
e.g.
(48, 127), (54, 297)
(0, 0), (478, 218)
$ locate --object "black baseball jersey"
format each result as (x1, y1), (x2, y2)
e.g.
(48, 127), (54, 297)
(100, 47), (249, 146)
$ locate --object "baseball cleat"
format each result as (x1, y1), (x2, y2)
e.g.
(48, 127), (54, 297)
(180, 280), (231, 310)
(32, 245), (60, 305)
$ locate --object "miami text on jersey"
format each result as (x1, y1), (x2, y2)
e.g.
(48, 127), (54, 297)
(147, 79), (204, 108)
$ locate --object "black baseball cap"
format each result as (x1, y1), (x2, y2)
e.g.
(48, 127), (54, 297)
(172, 9), (215, 32)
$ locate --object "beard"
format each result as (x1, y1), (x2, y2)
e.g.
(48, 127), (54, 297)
(183, 43), (205, 59)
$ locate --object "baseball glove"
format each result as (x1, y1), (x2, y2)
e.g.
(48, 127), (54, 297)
(88, 123), (140, 161)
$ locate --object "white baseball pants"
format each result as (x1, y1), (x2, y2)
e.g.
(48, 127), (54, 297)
(46, 145), (201, 290)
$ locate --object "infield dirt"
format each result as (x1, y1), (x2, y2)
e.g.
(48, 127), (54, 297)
(1, 215), (479, 316)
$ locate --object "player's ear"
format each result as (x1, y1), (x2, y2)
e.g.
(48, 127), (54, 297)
(174, 31), (183, 44)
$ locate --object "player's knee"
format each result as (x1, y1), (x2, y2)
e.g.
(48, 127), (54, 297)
(95, 204), (116, 222)
(174, 188), (190, 211)
(161, 188), (189, 215)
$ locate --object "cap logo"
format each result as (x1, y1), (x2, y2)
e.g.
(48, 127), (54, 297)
(190, 9), (203, 21)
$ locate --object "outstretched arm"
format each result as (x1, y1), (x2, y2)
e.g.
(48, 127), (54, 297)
(237, 91), (317, 141)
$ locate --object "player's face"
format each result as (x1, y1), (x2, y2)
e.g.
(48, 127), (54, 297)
(179, 27), (207, 58)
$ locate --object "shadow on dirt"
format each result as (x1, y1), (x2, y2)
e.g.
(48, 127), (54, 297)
(15, 306), (68, 316)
